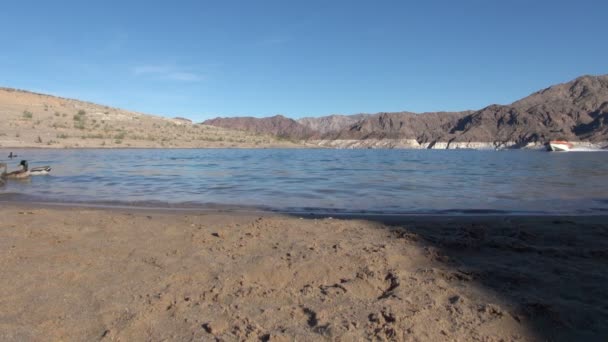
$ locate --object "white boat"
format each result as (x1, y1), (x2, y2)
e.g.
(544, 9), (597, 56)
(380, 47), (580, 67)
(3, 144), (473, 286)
(548, 140), (573, 152)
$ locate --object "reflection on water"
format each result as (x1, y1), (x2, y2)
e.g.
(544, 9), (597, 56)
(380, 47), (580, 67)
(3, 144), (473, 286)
(1, 149), (608, 214)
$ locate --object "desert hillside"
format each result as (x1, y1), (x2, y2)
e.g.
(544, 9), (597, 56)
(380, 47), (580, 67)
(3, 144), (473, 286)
(0, 88), (304, 148)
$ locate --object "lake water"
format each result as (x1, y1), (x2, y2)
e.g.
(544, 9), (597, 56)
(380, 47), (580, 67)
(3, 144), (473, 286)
(1, 148), (608, 215)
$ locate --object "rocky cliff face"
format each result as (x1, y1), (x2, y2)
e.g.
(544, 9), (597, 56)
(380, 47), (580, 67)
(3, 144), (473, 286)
(202, 74), (608, 149)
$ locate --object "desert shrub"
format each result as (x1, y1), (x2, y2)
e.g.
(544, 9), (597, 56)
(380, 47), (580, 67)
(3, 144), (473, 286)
(22, 111), (33, 119)
(73, 111), (87, 129)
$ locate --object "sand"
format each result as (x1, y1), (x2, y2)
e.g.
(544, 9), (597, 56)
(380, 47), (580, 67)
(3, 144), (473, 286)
(0, 205), (606, 341)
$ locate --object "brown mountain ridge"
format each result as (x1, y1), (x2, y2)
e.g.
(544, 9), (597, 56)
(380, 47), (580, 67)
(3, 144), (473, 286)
(203, 74), (608, 149)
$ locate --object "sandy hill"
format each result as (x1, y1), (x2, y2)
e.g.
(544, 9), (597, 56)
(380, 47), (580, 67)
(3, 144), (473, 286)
(0, 88), (303, 148)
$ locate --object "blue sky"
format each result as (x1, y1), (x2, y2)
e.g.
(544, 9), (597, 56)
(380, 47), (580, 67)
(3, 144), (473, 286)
(1, 0), (606, 121)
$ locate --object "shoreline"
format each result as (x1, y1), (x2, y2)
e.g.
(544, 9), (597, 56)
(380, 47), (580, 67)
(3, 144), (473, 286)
(3, 198), (608, 217)
(1, 204), (606, 341)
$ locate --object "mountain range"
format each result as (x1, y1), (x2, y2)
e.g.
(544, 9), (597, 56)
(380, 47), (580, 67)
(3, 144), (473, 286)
(1, 74), (607, 149)
(203, 74), (608, 149)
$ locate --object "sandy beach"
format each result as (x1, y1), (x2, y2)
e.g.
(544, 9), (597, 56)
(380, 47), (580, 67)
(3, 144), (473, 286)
(0, 205), (606, 341)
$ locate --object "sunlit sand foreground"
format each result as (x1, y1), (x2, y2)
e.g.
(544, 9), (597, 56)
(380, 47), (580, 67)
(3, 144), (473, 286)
(0, 205), (606, 341)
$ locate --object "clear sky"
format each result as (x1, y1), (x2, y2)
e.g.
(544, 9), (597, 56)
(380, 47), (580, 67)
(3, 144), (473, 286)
(1, 0), (606, 121)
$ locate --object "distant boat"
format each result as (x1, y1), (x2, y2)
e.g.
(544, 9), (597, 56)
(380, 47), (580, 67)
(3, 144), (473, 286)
(548, 140), (573, 152)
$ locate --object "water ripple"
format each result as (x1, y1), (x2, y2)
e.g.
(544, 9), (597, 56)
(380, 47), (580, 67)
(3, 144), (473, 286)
(1, 148), (608, 214)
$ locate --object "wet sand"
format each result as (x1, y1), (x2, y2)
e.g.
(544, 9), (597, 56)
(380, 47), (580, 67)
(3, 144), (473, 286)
(0, 205), (606, 341)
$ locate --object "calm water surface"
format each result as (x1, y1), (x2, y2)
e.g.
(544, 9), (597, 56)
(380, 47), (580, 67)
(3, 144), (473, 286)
(1, 149), (608, 214)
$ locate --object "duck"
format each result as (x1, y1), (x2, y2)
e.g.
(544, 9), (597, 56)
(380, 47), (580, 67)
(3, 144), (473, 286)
(2, 160), (31, 179)
(17, 160), (52, 176)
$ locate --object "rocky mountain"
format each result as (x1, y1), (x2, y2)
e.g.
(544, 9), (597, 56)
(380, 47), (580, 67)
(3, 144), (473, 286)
(330, 111), (472, 141)
(297, 114), (369, 134)
(203, 74), (608, 149)
(202, 115), (316, 140)
(448, 75), (608, 146)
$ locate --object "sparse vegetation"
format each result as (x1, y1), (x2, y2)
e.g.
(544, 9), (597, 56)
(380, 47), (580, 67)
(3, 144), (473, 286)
(73, 111), (87, 129)
(83, 133), (104, 139)
(0, 88), (295, 148)
(114, 132), (126, 140)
